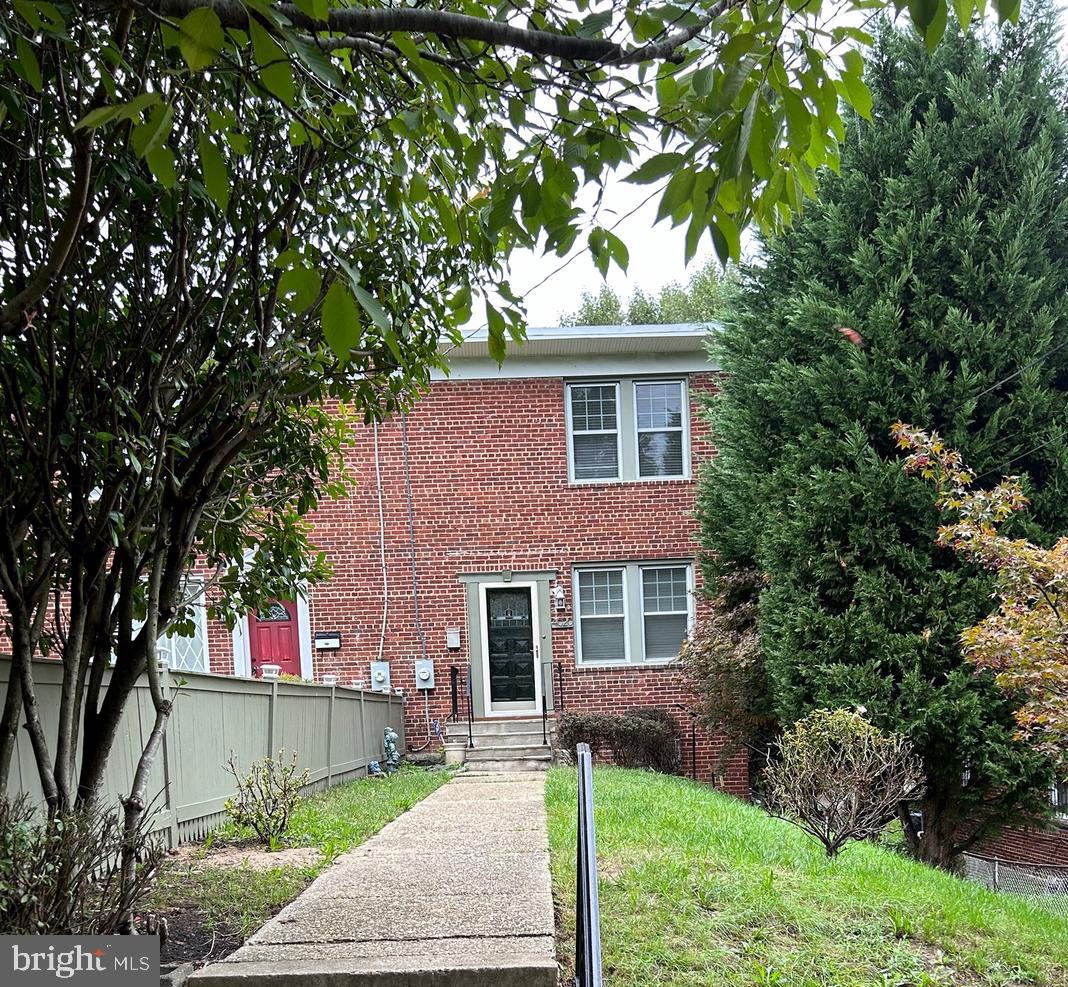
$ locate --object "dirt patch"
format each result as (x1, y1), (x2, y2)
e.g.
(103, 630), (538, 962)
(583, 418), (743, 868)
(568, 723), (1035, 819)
(171, 842), (322, 871)
(157, 904), (244, 967)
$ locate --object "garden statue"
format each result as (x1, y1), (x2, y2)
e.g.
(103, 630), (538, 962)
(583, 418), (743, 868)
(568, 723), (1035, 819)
(368, 760), (384, 778)
(383, 726), (401, 774)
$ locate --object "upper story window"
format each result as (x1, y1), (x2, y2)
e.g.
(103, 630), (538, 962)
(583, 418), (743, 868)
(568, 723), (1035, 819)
(566, 378), (689, 483)
(635, 382), (685, 478)
(574, 562), (694, 666)
(569, 383), (621, 481)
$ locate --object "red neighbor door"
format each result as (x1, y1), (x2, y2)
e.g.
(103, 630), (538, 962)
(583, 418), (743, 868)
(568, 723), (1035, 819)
(249, 600), (301, 678)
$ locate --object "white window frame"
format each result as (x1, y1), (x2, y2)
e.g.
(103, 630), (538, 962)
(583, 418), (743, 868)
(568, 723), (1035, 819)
(573, 561), (694, 667)
(1053, 780), (1068, 819)
(133, 576), (211, 674)
(633, 379), (690, 481)
(565, 377), (690, 484)
(565, 381), (623, 483)
(639, 563), (696, 665)
(573, 566), (630, 666)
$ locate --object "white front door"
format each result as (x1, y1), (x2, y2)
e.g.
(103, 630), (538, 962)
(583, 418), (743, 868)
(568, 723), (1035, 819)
(479, 581), (541, 716)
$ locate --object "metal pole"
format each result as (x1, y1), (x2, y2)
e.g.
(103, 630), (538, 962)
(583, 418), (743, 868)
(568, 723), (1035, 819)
(691, 718), (697, 782)
(575, 743), (603, 987)
(466, 663), (474, 748)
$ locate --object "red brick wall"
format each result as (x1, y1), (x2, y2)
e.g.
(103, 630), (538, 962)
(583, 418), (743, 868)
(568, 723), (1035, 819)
(203, 370), (749, 796)
(977, 819), (1068, 866)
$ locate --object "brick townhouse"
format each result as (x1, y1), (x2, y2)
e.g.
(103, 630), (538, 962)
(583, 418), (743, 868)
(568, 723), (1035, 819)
(169, 323), (748, 792)
(159, 321), (1066, 857)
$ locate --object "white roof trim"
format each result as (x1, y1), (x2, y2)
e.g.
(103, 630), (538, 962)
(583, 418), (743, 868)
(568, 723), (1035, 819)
(441, 322), (719, 365)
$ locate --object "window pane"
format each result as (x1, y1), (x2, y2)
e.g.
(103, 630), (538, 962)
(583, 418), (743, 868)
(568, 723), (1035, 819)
(1055, 780), (1068, 813)
(638, 430), (683, 477)
(570, 384), (617, 431)
(636, 382), (683, 430)
(168, 622), (207, 672)
(643, 613), (688, 661)
(579, 616), (625, 662)
(642, 567), (689, 613)
(578, 570), (624, 615)
(573, 433), (619, 480)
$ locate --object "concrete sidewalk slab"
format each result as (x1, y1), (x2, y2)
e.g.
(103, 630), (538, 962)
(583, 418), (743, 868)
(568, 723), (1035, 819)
(190, 773), (557, 987)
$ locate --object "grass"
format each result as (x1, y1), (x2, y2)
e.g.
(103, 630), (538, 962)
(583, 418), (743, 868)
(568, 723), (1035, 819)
(152, 766), (450, 940)
(546, 766), (1068, 987)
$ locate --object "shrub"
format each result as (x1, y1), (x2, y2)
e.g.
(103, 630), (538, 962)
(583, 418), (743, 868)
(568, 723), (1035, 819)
(225, 749), (309, 847)
(0, 795), (164, 934)
(764, 709), (924, 858)
(677, 567), (778, 778)
(555, 709), (679, 773)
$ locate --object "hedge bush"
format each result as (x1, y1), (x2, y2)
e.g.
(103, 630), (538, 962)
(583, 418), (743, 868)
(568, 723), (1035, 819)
(555, 708), (679, 774)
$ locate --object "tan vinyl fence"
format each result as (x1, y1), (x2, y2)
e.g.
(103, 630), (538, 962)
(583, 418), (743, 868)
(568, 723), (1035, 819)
(1, 657), (406, 847)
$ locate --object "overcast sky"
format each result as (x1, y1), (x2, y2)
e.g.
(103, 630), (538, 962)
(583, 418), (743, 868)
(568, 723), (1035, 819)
(505, 1), (1068, 327)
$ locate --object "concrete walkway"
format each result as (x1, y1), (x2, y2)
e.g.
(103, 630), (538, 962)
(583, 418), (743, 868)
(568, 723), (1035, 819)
(191, 772), (557, 987)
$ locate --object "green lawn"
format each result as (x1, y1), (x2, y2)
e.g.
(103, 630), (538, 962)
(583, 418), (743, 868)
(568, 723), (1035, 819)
(152, 766), (450, 941)
(546, 767), (1068, 987)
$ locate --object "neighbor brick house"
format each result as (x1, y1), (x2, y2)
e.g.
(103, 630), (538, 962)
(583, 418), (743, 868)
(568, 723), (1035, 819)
(168, 324), (746, 792)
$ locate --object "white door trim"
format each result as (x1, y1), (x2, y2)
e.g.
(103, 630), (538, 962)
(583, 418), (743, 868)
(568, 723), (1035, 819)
(478, 580), (542, 718)
(232, 585), (313, 680)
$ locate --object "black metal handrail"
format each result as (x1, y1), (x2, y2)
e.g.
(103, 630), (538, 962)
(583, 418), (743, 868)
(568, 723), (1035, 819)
(447, 663), (474, 749)
(556, 661), (566, 714)
(675, 703), (698, 781)
(575, 742), (603, 987)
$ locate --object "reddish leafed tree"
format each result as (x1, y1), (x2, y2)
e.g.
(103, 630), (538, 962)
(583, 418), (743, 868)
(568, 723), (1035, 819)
(893, 423), (1068, 762)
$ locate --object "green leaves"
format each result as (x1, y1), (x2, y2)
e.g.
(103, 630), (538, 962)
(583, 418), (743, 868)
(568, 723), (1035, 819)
(588, 227), (629, 278)
(352, 285), (390, 335)
(839, 50), (873, 121)
(626, 153), (687, 186)
(197, 135), (229, 210)
(176, 7), (224, 72)
(76, 93), (160, 131)
(278, 265), (322, 312)
(14, 36), (41, 91)
(321, 282), (361, 360)
(131, 103), (172, 159)
(485, 302), (507, 364)
(130, 103), (176, 187)
(249, 19), (296, 106)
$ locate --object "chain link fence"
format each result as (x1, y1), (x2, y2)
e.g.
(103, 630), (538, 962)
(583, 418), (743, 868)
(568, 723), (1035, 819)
(963, 853), (1068, 918)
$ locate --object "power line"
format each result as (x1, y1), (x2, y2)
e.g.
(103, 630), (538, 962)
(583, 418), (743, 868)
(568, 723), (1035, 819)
(973, 337), (1068, 401)
(973, 433), (1064, 482)
(440, 181), (667, 357)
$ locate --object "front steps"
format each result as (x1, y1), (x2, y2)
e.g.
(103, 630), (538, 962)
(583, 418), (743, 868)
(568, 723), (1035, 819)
(461, 717), (555, 773)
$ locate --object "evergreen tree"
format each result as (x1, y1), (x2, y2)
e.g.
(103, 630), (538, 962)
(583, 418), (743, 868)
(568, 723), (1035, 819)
(697, 11), (1068, 868)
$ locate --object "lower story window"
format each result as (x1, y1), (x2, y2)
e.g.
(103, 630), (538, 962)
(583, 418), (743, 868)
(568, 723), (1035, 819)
(157, 579), (210, 673)
(574, 562), (693, 666)
(1054, 780), (1068, 817)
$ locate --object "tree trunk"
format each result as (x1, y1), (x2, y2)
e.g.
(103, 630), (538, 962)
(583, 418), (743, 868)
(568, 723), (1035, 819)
(77, 662), (140, 808)
(14, 635), (60, 813)
(0, 669), (22, 791)
(909, 779), (963, 871)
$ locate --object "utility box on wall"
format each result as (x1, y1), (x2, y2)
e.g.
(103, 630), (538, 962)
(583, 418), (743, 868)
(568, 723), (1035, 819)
(414, 658), (435, 690)
(369, 660), (391, 693)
